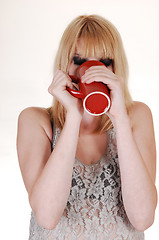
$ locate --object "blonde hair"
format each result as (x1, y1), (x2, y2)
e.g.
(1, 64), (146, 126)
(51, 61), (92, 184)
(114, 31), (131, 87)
(48, 15), (133, 133)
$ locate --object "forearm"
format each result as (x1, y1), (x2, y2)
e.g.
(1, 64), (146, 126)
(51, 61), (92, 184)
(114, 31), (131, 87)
(29, 112), (81, 229)
(114, 115), (157, 231)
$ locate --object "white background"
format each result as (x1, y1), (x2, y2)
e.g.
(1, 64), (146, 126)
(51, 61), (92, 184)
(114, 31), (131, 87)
(0, 0), (159, 239)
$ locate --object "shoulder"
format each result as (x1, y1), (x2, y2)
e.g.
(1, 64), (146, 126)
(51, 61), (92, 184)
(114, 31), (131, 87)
(129, 101), (153, 129)
(18, 107), (53, 142)
(18, 106), (51, 121)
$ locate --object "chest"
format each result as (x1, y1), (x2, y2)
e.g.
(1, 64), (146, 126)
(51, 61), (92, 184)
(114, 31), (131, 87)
(68, 134), (121, 211)
(75, 132), (108, 165)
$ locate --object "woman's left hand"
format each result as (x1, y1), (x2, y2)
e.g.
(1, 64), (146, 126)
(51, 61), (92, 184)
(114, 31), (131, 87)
(81, 65), (128, 121)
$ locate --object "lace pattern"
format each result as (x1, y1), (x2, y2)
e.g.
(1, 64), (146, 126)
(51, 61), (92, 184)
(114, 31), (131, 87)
(29, 126), (144, 240)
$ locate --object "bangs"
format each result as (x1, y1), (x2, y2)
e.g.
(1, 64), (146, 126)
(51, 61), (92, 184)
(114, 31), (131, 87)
(71, 21), (114, 60)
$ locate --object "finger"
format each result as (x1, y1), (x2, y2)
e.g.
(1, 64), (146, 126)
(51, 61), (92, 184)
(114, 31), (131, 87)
(84, 68), (108, 76)
(49, 73), (72, 93)
(83, 76), (112, 86)
(85, 66), (106, 71)
(82, 73), (117, 83)
(83, 68), (116, 79)
(65, 77), (74, 89)
(72, 82), (79, 90)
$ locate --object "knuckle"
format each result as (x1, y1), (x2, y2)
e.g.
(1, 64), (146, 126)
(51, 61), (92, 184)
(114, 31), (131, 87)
(48, 84), (56, 95)
(48, 86), (53, 94)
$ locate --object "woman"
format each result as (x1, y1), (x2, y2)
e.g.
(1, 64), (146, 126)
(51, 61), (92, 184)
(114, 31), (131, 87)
(17, 15), (157, 239)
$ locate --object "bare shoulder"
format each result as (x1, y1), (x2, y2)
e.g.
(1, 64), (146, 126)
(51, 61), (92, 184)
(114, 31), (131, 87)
(129, 101), (154, 129)
(18, 106), (53, 142)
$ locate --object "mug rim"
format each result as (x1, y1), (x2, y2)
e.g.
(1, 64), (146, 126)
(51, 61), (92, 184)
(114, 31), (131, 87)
(83, 91), (110, 116)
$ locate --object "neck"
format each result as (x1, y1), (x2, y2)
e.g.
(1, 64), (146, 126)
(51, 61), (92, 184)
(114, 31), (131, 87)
(80, 111), (100, 135)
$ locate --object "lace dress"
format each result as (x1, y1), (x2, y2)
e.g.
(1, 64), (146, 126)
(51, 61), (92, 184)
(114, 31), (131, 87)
(29, 126), (144, 240)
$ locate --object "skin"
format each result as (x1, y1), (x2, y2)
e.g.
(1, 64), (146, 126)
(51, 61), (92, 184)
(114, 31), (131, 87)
(17, 39), (157, 231)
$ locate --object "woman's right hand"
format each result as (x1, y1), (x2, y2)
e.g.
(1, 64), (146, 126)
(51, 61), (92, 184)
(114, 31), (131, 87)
(48, 70), (83, 117)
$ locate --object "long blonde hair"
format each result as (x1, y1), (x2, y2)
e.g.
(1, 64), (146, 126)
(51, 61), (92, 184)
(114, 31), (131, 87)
(48, 15), (133, 133)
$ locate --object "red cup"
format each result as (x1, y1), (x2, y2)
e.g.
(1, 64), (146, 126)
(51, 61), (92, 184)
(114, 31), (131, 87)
(67, 60), (110, 116)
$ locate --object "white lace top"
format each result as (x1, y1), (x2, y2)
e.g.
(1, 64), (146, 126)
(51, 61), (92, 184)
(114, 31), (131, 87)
(29, 126), (144, 240)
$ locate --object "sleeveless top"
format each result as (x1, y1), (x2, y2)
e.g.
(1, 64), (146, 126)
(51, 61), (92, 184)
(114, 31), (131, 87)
(29, 125), (144, 240)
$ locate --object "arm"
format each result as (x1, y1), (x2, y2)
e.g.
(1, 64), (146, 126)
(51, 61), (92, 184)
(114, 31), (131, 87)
(114, 102), (157, 231)
(17, 107), (81, 230)
(17, 69), (83, 229)
(82, 66), (157, 231)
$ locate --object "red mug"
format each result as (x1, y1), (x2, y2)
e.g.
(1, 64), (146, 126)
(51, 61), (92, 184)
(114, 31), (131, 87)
(67, 60), (110, 116)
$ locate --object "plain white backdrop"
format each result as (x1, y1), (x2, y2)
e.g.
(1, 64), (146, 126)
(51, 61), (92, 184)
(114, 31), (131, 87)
(0, 0), (159, 239)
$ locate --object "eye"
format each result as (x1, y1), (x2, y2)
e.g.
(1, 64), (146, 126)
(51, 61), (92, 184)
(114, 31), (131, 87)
(100, 58), (113, 67)
(73, 56), (87, 66)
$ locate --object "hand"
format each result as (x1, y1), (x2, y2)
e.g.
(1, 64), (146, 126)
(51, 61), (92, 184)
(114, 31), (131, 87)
(48, 70), (83, 117)
(81, 65), (128, 121)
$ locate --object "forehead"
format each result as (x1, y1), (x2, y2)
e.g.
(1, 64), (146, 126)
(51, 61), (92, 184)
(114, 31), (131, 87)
(74, 37), (113, 59)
